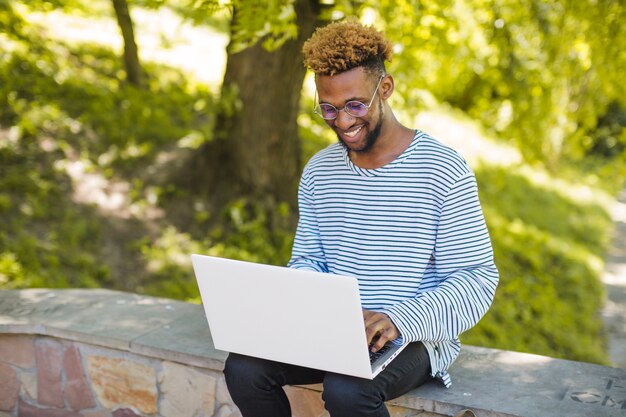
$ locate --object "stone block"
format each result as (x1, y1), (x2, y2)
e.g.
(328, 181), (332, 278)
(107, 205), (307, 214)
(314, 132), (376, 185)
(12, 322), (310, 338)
(17, 399), (82, 417)
(214, 404), (242, 417)
(63, 345), (96, 410)
(0, 362), (19, 411)
(131, 311), (227, 370)
(394, 345), (626, 417)
(388, 404), (439, 416)
(87, 356), (157, 414)
(158, 361), (217, 417)
(112, 409), (142, 417)
(19, 371), (37, 401)
(215, 375), (233, 406)
(35, 339), (64, 408)
(0, 334), (35, 368)
(82, 412), (112, 417)
(285, 386), (326, 417)
(0, 289), (199, 352)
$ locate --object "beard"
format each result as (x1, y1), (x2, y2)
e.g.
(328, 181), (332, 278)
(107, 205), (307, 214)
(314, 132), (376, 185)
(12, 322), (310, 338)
(337, 98), (384, 154)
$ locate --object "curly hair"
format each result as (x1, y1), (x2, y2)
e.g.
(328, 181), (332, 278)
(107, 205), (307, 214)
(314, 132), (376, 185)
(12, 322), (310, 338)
(302, 20), (393, 77)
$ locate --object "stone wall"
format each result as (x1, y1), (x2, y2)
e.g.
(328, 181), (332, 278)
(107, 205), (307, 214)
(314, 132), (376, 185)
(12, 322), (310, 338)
(0, 333), (430, 417)
(0, 290), (437, 417)
(1, 289), (625, 417)
(0, 334), (234, 417)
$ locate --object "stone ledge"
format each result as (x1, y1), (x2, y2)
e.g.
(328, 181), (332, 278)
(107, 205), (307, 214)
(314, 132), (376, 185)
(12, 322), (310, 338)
(1, 289), (625, 417)
(0, 288), (226, 370)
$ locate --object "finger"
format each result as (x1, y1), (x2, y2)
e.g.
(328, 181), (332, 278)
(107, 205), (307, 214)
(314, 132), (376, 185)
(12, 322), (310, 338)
(381, 322), (399, 342)
(363, 310), (385, 329)
(364, 317), (380, 342)
(366, 317), (389, 346)
(373, 325), (401, 352)
(368, 320), (400, 351)
(371, 328), (389, 352)
(363, 312), (379, 342)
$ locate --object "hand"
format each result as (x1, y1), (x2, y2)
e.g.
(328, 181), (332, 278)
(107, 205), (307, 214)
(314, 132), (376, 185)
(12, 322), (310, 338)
(363, 309), (400, 353)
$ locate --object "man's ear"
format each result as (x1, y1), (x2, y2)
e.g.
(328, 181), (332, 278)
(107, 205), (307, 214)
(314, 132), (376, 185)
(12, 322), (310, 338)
(380, 75), (394, 100)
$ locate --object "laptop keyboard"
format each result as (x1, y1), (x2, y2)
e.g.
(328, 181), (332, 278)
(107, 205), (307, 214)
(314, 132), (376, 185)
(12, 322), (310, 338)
(369, 344), (392, 364)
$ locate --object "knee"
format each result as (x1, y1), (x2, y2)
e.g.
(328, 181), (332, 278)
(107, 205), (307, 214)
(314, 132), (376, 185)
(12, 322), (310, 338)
(224, 353), (280, 392)
(322, 374), (383, 413)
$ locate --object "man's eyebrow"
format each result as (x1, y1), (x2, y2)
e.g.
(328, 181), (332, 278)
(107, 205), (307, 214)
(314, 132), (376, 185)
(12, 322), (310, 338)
(319, 95), (365, 105)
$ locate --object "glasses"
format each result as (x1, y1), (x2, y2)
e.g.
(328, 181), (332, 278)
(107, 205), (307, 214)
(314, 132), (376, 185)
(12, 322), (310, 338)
(313, 74), (385, 120)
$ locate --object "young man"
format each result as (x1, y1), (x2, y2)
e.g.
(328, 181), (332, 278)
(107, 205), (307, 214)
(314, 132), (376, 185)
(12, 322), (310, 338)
(224, 21), (498, 417)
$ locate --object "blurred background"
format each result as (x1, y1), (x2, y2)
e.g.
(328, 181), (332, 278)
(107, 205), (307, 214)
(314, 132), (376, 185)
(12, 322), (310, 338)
(1, 0), (624, 367)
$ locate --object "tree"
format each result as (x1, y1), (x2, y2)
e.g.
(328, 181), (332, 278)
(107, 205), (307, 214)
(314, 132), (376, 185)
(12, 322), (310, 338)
(188, 0), (324, 213)
(191, 0), (624, 214)
(111, 0), (144, 86)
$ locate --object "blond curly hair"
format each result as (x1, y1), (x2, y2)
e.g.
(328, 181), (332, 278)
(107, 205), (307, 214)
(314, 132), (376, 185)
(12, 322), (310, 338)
(302, 20), (393, 77)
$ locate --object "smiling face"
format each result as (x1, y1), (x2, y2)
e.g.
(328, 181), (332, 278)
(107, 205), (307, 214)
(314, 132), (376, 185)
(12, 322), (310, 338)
(315, 67), (390, 154)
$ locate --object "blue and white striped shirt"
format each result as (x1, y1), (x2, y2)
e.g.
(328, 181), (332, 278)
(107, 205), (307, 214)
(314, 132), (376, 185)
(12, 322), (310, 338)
(288, 130), (498, 387)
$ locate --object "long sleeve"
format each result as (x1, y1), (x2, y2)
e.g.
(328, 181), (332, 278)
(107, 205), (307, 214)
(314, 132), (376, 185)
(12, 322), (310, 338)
(385, 172), (498, 343)
(288, 167), (329, 273)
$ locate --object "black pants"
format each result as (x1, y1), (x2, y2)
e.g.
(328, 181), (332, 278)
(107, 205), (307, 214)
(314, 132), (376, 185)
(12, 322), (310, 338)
(224, 342), (432, 417)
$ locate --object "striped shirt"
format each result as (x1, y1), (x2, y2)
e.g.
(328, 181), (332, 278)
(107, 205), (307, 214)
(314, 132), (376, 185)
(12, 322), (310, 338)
(288, 130), (499, 387)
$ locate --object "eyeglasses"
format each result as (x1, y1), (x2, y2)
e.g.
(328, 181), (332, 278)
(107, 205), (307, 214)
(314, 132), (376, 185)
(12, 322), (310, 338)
(313, 74), (385, 120)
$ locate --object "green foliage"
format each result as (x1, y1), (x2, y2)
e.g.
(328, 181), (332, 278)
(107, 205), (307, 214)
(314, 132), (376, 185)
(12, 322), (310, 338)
(0, 129), (110, 290)
(1, 37), (214, 173)
(584, 102), (626, 159)
(0, 0), (26, 39)
(136, 226), (208, 301)
(477, 165), (612, 256)
(1, 0), (622, 367)
(136, 199), (294, 301)
(461, 164), (611, 364)
(149, 0), (299, 52)
(0, 3), (213, 294)
(229, 0), (298, 53)
(210, 198), (294, 265)
(154, 0), (230, 33)
(373, 0), (626, 176)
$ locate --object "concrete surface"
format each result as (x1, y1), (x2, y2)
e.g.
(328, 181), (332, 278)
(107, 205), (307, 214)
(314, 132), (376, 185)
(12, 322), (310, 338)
(400, 346), (626, 417)
(0, 288), (198, 351)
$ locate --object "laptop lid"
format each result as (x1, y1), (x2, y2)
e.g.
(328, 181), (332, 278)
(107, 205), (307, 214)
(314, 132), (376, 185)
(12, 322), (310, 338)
(191, 254), (400, 379)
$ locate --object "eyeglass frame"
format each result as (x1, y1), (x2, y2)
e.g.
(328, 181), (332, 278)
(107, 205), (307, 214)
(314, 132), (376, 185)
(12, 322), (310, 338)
(313, 74), (386, 120)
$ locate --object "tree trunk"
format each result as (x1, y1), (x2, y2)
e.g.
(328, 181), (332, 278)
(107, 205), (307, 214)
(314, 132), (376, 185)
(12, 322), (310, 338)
(200, 0), (322, 210)
(111, 0), (144, 86)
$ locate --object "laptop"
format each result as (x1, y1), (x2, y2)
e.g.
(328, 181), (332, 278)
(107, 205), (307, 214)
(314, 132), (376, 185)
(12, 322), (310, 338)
(190, 254), (408, 379)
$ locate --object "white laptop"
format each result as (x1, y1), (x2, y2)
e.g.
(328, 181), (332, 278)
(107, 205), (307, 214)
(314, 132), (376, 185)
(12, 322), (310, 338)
(190, 254), (408, 379)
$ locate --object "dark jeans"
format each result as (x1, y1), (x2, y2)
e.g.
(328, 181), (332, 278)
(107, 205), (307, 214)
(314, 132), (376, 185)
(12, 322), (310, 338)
(224, 342), (431, 417)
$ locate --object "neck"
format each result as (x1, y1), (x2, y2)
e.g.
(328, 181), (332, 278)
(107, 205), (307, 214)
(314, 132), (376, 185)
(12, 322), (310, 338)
(349, 112), (414, 169)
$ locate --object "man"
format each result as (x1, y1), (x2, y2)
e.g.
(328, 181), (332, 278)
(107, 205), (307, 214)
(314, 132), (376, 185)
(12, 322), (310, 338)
(224, 21), (498, 417)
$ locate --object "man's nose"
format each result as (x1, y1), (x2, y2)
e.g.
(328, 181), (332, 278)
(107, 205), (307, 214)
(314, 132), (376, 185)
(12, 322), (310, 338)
(333, 109), (355, 130)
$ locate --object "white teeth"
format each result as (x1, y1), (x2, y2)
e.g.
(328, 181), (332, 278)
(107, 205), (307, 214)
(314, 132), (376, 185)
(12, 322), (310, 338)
(344, 126), (363, 138)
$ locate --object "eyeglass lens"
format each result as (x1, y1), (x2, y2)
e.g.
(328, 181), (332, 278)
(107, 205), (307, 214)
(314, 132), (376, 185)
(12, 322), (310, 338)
(319, 101), (368, 119)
